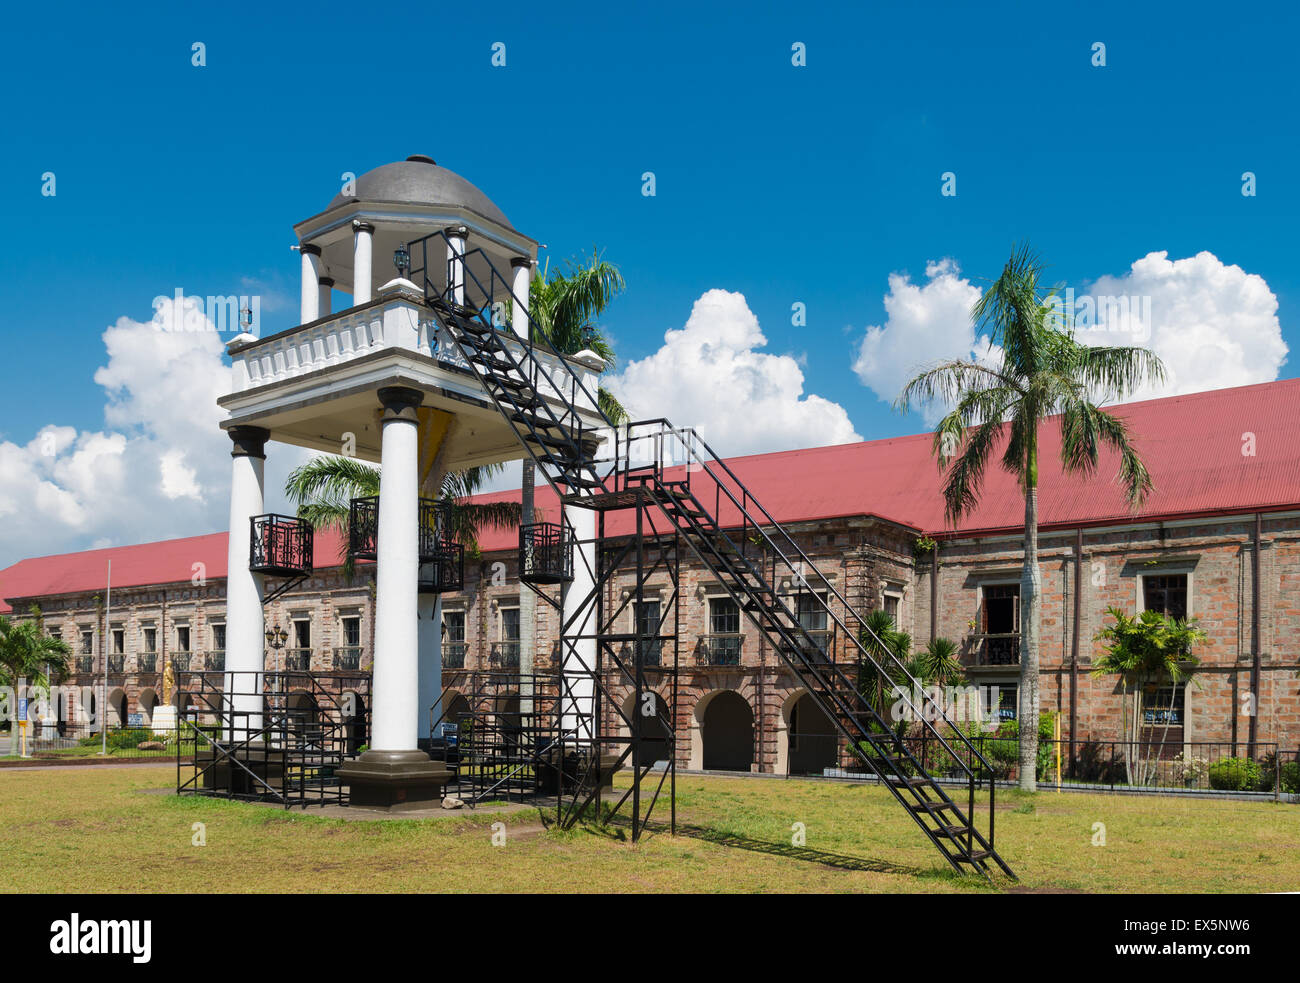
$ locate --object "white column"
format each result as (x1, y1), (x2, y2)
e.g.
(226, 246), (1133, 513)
(300, 244), (322, 324)
(318, 276), (333, 318)
(416, 593), (442, 744)
(560, 503), (597, 742)
(370, 387), (423, 751)
(225, 426), (268, 739)
(510, 257), (531, 340)
(353, 222), (374, 305)
(446, 227), (466, 306)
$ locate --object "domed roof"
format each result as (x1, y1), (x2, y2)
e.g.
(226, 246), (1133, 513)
(328, 155), (513, 229)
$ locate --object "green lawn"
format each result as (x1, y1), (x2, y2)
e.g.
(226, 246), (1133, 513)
(0, 765), (1295, 893)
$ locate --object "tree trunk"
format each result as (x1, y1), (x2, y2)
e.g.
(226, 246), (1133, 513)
(1019, 484), (1041, 791)
(519, 460), (536, 717)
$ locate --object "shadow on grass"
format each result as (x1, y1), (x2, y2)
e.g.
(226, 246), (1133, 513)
(550, 804), (929, 878)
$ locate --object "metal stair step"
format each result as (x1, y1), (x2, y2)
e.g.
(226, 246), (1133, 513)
(955, 851), (992, 863)
(906, 799), (957, 812)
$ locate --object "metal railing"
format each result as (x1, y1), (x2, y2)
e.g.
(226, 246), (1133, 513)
(7, 723), (183, 760)
(490, 641), (520, 669)
(968, 632), (1019, 666)
(107, 654), (125, 674)
(697, 633), (743, 666)
(138, 653), (158, 673)
(443, 642), (467, 669)
(204, 650), (225, 672)
(171, 652), (194, 672)
(283, 648), (312, 671)
(333, 646), (363, 671)
(76, 657), (94, 674)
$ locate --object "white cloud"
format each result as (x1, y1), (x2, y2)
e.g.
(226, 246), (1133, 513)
(605, 289), (860, 457)
(851, 259), (987, 425)
(1082, 250), (1288, 399)
(852, 251), (1289, 419)
(0, 297), (309, 567)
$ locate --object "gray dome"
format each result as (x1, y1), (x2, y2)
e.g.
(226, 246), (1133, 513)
(328, 155), (513, 229)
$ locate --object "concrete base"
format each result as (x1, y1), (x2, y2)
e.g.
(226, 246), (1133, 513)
(195, 747), (284, 796)
(151, 705), (178, 735)
(337, 749), (454, 811)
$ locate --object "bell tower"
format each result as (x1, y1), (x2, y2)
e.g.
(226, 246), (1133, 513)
(216, 155), (604, 808)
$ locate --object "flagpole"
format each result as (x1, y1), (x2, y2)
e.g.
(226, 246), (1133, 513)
(101, 559), (111, 756)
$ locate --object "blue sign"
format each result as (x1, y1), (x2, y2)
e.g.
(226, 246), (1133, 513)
(17, 698), (28, 722)
(127, 713), (144, 727)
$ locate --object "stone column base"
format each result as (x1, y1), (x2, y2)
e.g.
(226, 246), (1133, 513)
(337, 749), (453, 811)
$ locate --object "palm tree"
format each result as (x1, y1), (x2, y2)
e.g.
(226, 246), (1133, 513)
(284, 457), (520, 571)
(517, 251), (629, 685)
(0, 606), (71, 691)
(1092, 606), (1204, 785)
(918, 637), (965, 688)
(897, 244), (1165, 790)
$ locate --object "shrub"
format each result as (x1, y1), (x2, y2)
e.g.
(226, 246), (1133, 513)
(107, 727), (150, 750)
(1207, 757), (1262, 791)
(1283, 762), (1300, 795)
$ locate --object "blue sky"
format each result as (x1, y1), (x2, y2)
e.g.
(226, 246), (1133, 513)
(1, 0), (1296, 560)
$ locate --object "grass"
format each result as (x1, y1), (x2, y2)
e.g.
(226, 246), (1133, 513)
(0, 765), (1296, 893)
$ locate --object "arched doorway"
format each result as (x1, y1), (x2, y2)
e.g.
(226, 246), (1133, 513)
(697, 690), (754, 772)
(782, 690), (838, 776)
(107, 688), (128, 729)
(495, 693), (522, 752)
(286, 691), (319, 741)
(620, 691), (671, 767)
(341, 691), (367, 754)
(138, 689), (159, 728)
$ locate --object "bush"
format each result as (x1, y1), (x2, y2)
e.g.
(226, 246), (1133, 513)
(992, 711), (1057, 780)
(1207, 757), (1262, 791)
(1283, 762), (1300, 795)
(107, 727), (150, 750)
(1255, 756), (1300, 794)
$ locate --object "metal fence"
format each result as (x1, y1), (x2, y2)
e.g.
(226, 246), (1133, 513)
(787, 732), (1298, 798)
(4, 722), (195, 761)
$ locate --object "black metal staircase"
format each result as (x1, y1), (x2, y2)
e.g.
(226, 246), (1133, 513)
(408, 229), (1015, 879)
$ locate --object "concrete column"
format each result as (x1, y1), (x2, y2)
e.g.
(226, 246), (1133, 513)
(416, 593), (442, 746)
(300, 244), (322, 324)
(338, 387), (452, 809)
(510, 256), (531, 340)
(446, 226), (466, 306)
(353, 222), (374, 304)
(318, 276), (334, 318)
(370, 386), (422, 751)
(560, 503), (597, 743)
(225, 426), (268, 739)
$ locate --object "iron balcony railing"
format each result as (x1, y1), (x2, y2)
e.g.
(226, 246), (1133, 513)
(171, 652), (193, 672)
(138, 653), (157, 673)
(249, 514), (314, 577)
(442, 642), (467, 669)
(697, 633), (743, 666)
(969, 632), (1020, 666)
(76, 656), (94, 674)
(107, 654), (125, 674)
(520, 521), (575, 585)
(333, 646), (363, 671)
(204, 650), (225, 672)
(490, 641), (520, 669)
(283, 648), (311, 671)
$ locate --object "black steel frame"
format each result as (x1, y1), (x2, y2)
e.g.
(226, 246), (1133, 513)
(176, 670), (371, 808)
(347, 495), (465, 593)
(406, 227), (1015, 877)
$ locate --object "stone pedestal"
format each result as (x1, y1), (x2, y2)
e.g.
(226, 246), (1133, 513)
(151, 705), (178, 735)
(337, 749), (453, 811)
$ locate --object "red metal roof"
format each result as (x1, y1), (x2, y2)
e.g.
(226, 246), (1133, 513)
(2, 378), (1297, 612)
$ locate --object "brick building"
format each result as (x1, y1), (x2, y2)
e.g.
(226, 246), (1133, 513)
(3, 378), (1298, 770)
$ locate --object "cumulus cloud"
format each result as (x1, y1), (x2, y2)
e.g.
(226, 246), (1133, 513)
(0, 297), (307, 567)
(1082, 250), (1288, 399)
(852, 251), (1289, 420)
(851, 259), (987, 424)
(605, 289), (861, 457)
